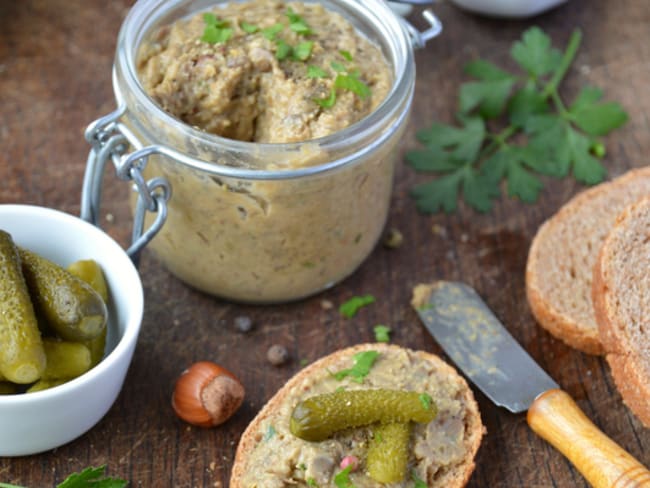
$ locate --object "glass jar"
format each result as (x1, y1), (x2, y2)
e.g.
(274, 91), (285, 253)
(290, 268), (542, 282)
(84, 0), (441, 303)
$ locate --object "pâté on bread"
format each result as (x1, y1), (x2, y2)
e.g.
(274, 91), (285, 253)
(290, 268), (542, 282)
(230, 343), (484, 487)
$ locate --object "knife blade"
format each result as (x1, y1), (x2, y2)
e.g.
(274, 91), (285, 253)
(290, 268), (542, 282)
(412, 281), (650, 488)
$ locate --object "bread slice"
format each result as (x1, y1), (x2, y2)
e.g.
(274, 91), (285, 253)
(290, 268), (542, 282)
(592, 196), (650, 426)
(526, 166), (650, 354)
(230, 343), (484, 487)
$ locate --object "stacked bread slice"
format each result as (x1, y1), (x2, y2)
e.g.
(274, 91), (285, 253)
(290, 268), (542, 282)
(526, 166), (650, 425)
(592, 196), (650, 426)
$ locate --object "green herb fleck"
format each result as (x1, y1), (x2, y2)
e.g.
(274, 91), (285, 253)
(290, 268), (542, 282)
(333, 350), (379, 383)
(275, 39), (293, 60)
(262, 23), (284, 40)
(240, 21), (259, 33)
(339, 294), (375, 318)
(307, 65), (328, 79)
(373, 325), (391, 343)
(330, 61), (347, 73)
(298, 463), (307, 471)
(334, 74), (371, 100)
(374, 431), (383, 442)
(300, 358), (310, 366)
(411, 470), (427, 488)
(417, 303), (434, 312)
(263, 424), (277, 441)
(419, 393), (433, 411)
(286, 8), (313, 35)
(201, 13), (232, 44)
(292, 41), (314, 61)
(407, 26), (628, 214)
(306, 478), (319, 487)
(335, 385), (346, 393)
(339, 50), (353, 61)
(313, 88), (336, 108)
(334, 466), (355, 488)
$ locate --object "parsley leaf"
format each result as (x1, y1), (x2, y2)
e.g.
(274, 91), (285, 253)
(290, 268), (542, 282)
(407, 26), (628, 214)
(411, 470), (427, 488)
(330, 61), (347, 73)
(262, 23), (284, 40)
(334, 74), (370, 100)
(373, 325), (391, 342)
(313, 88), (336, 108)
(286, 8), (313, 35)
(275, 39), (292, 60)
(307, 65), (328, 78)
(240, 21), (259, 33)
(0, 465), (130, 488)
(333, 350), (379, 383)
(339, 294), (375, 318)
(201, 13), (232, 44)
(419, 392), (433, 411)
(292, 41), (314, 61)
(339, 50), (353, 61)
(333, 466), (355, 488)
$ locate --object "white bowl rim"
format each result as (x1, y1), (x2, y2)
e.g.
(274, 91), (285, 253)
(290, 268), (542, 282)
(0, 204), (144, 405)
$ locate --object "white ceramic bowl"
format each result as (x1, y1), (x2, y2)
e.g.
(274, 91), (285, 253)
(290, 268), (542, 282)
(448, 0), (567, 17)
(0, 205), (143, 456)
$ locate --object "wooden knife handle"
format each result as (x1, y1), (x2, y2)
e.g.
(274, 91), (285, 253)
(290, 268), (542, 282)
(528, 389), (650, 487)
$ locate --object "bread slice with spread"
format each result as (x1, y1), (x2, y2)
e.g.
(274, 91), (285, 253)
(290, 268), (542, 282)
(230, 343), (484, 487)
(526, 166), (650, 354)
(592, 196), (650, 426)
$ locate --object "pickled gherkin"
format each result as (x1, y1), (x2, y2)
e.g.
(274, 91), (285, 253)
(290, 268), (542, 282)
(290, 389), (437, 441)
(20, 248), (107, 342)
(26, 378), (67, 393)
(67, 259), (108, 366)
(0, 231), (46, 383)
(41, 338), (92, 380)
(367, 422), (411, 483)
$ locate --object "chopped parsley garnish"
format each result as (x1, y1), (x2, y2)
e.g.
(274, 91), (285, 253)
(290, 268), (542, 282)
(262, 23), (284, 40)
(201, 13), (232, 44)
(293, 41), (314, 61)
(307, 65), (328, 78)
(419, 392), (433, 410)
(313, 88), (337, 108)
(373, 325), (391, 343)
(263, 424), (276, 441)
(240, 21), (259, 33)
(275, 39), (293, 60)
(330, 61), (347, 73)
(339, 50), (353, 61)
(411, 470), (427, 488)
(286, 8), (313, 35)
(332, 350), (379, 383)
(306, 478), (319, 487)
(333, 466), (355, 488)
(339, 294), (375, 318)
(407, 26), (628, 214)
(298, 463), (307, 471)
(334, 74), (370, 100)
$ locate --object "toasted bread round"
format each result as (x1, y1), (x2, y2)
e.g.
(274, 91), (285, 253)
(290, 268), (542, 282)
(526, 167), (650, 354)
(593, 196), (650, 426)
(230, 343), (484, 487)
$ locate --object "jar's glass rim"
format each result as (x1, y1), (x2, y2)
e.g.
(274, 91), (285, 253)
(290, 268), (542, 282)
(115, 0), (415, 174)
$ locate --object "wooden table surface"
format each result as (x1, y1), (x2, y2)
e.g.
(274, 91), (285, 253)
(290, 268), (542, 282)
(1, 0), (649, 486)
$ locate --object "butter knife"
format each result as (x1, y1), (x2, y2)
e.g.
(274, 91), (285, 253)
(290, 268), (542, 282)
(412, 281), (650, 488)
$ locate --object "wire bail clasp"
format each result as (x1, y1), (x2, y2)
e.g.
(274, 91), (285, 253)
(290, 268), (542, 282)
(82, 104), (172, 265)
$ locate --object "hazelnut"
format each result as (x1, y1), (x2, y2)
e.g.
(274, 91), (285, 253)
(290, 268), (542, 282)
(172, 361), (245, 427)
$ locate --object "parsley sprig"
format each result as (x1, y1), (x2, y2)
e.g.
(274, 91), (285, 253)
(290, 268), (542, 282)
(201, 13), (233, 44)
(407, 27), (628, 214)
(0, 465), (127, 488)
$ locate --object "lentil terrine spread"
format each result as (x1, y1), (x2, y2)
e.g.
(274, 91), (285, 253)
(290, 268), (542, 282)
(137, 0), (392, 143)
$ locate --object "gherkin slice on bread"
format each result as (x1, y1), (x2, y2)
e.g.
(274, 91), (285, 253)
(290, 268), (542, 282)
(230, 343), (484, 487)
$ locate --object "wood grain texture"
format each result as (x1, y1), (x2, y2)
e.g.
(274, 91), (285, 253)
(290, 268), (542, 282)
(528, 389), (650, 488)
(1, 0), (649, 486)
